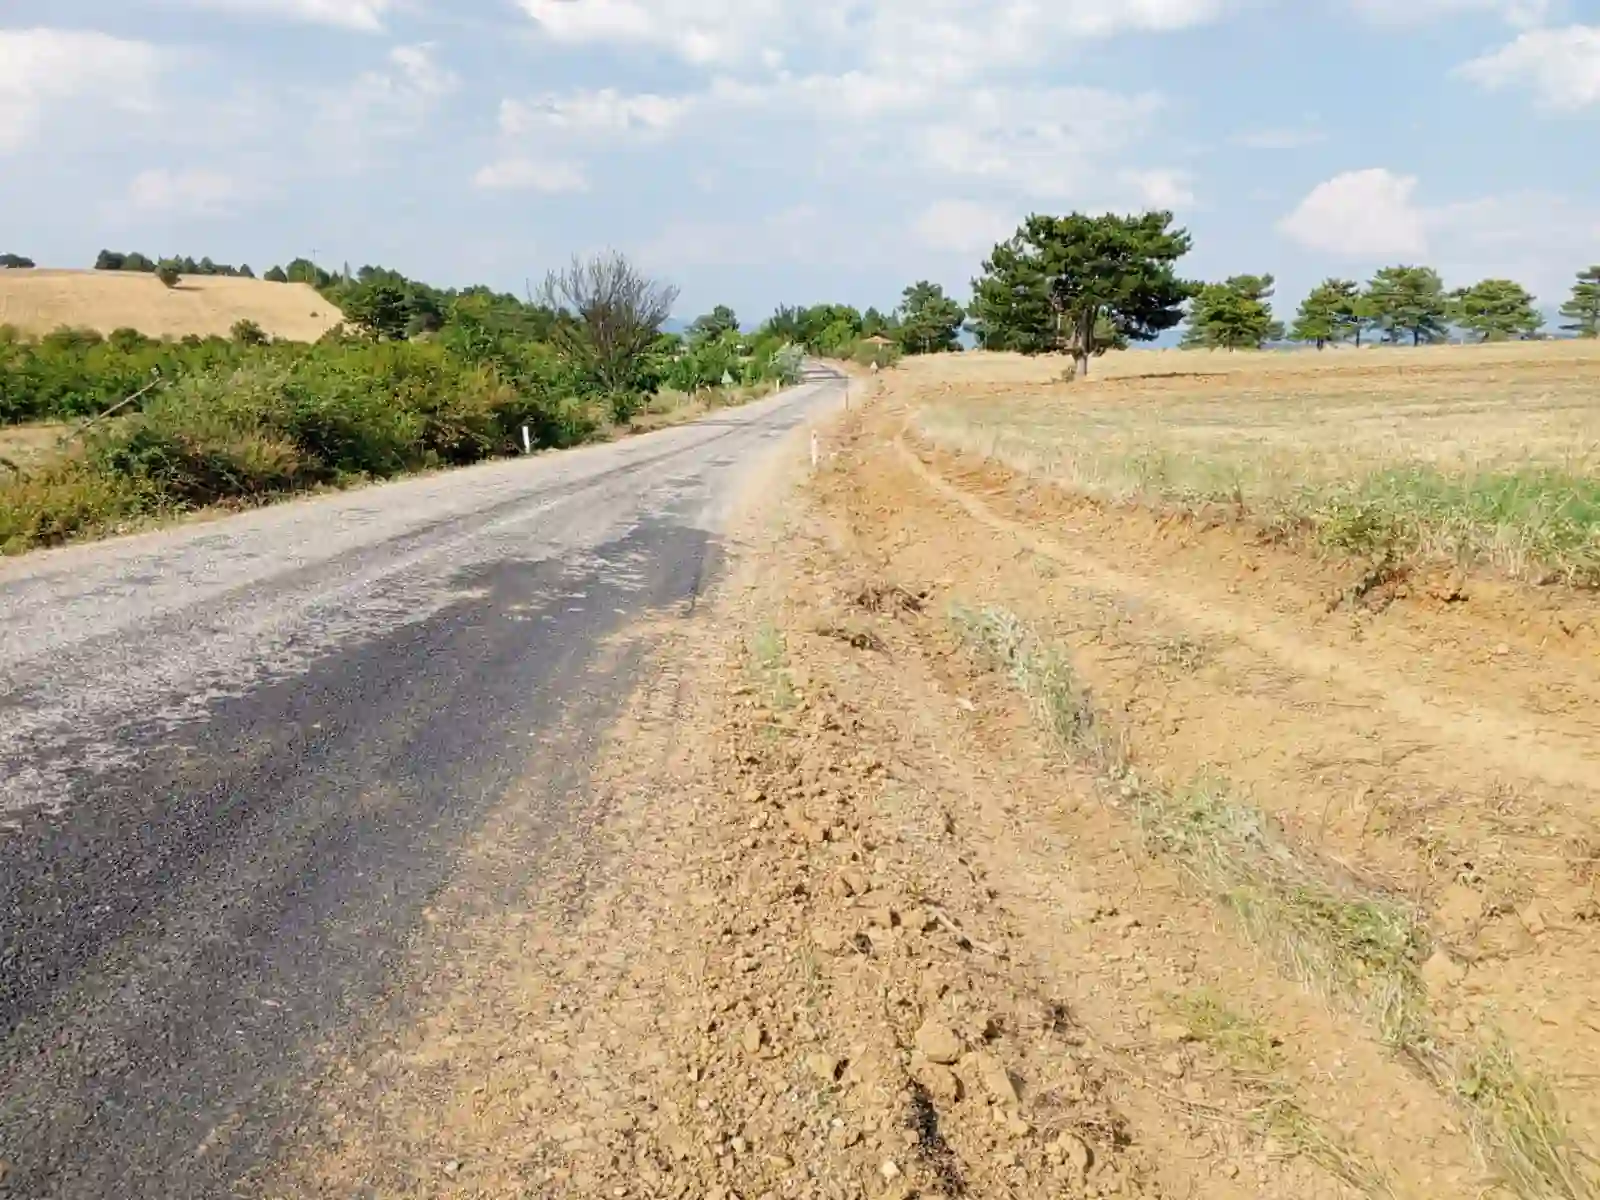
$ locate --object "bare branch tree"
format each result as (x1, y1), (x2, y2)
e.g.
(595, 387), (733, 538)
(538, 251), (679, 397)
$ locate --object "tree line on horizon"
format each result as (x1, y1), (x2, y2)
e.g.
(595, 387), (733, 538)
(951, 215), (1600, 374)
(19, 235), (1600, 370)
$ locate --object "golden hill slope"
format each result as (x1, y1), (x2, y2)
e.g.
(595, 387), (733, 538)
(0, 269), (343, 342)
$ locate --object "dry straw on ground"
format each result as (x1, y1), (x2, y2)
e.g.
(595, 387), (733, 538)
(0, 269), (342, 341)
(915, 343), (1600, 585)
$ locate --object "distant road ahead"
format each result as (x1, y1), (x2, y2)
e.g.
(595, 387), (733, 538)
(0, 368), (844, 1198)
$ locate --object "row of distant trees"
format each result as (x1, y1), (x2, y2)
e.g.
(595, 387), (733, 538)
(1184, 266), (1600, 349)
(95, 250), (259, 278)
(950, 213), (1600, 376)
(734, 283), (967, 364)
(93, 250), (334, 288)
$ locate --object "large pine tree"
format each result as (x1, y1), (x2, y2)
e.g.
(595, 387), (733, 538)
(1560, 266), (1600, 338)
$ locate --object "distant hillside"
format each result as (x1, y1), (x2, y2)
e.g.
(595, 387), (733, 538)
(0, 269), (343, 342)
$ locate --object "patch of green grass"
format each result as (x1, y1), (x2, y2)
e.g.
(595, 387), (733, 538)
(1310, 467), (1600, 586)
(1453, 1039), (1596, 1200)
(749, 622), (798, 714)
(1166, 990), (1281, 1070)
(917, 402), (1600, 587)
(1260, 1095), (1396, 1198)
(948, 605), (1101, 759)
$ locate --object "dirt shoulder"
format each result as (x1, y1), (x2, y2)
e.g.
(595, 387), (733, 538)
(275, 375), (1597, 1200)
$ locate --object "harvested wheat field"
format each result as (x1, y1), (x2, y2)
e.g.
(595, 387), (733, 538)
(0, 269), (342, 341)
(273, 347), (1599, 1200)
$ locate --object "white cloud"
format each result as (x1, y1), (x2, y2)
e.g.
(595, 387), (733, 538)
(1119, 168), (1196, 208)
(912, 200), (1018, 255)
(175, 0), (394, 30)
(0, 29), (162, 153)
(1278, 170), (1600, 299)
(315, 43), (458, 146)
(707, 72), (935, 120)
(472, 157), (589, 192)
(516, 0), (1226, 76)
(1231, 126), (1326, 150)
(500, 89), (696, 137)
(1349, 0), (1550, 27)
(127, 167), (247, 216)
(1426, 191), (1600, 298)
(640, 204), (888, 271)
(515, 0), (788, 66)
(1458, 25), (1600, 110)
(919, 87), (1165, 198)
(1277, 168), (1429, 257)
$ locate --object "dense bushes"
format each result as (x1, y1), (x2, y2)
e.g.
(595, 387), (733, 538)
(0, 337), (602, 552)
(1, 325), (265, 423)
(0, 321), (804, 553)
(662, 331), (805, 393)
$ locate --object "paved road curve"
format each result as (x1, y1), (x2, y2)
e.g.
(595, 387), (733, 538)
(0, 369), (844, 1198)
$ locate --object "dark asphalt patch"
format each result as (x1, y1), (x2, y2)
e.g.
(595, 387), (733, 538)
(0, 515), (720, 1200)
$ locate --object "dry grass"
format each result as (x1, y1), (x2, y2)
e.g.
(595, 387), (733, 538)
(950, 600), (1597, 1200)
(0, 269), (341, 341)
(0, 423), (68, 474)
(912, 343), (1600, 585)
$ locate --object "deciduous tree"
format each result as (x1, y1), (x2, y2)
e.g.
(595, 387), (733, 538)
(689, 305), (740, 343)
(970, 211), (1196, 377)
(539, 251), (680, 411)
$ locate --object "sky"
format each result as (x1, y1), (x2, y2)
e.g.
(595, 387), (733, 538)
(1, 0), (1597, 324)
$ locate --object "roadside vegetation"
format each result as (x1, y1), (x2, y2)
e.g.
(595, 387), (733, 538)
(0, 251), (804, 555)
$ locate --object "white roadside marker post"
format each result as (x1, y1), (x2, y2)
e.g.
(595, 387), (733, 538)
(522, 426), (532, 455)
(811, 431), (819, 469)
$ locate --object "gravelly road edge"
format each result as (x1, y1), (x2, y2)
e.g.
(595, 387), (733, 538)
(0, 367), (846, 1199)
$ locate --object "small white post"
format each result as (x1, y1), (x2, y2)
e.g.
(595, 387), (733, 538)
(521, 425), (532, 454)
(810, 431), (819, 469)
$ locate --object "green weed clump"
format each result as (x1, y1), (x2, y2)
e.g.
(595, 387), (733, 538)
(1312, 467), (1600, 586)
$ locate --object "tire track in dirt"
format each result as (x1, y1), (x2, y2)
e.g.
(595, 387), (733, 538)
(891, 437), (1600, 796)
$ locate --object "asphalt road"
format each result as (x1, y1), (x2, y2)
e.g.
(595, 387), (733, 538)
(0, 368), (844, 1198)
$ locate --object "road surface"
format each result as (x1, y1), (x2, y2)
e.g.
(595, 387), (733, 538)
(0, 368), (845, 1197)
